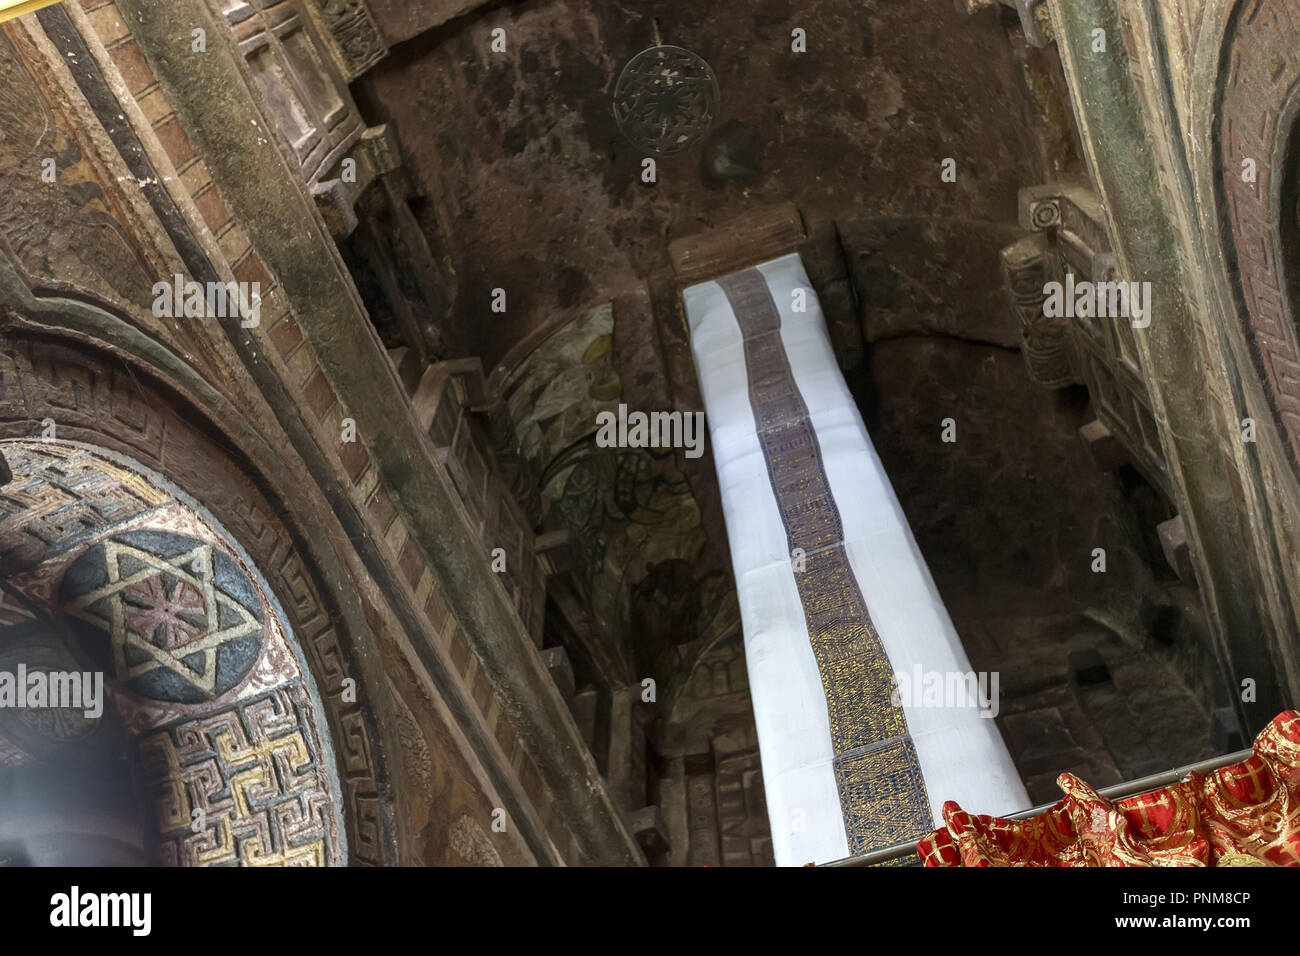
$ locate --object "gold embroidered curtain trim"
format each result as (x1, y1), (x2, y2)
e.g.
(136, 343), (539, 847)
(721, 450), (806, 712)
(919, 710), (1300, 866)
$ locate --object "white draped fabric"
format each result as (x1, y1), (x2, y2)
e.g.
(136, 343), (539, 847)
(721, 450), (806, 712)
(684, 253), (1029, 866)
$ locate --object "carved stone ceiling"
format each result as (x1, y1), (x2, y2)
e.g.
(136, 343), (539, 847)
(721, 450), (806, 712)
(356, 0), (1044, 368)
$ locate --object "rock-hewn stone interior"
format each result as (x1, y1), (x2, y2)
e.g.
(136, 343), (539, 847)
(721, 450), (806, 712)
(0, 0), (1290, 868)
(346, 0), (1220, 850)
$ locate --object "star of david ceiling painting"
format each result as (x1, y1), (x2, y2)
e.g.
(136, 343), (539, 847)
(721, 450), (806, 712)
(61, 530), (264, 704)
(0, 442), (344, 866)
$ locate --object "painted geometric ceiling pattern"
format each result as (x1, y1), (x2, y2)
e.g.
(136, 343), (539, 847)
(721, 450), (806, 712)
(62, 531), (265, 705)
(0, 441), (342, 865)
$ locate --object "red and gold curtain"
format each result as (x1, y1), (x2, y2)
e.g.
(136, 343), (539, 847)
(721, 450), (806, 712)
(918, 710), (1300, 866)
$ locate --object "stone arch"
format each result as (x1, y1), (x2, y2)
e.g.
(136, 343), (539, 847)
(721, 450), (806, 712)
(1213, 0), (1300, 479)
(1, 440), (345, 865)
(0, 311), (394, 864)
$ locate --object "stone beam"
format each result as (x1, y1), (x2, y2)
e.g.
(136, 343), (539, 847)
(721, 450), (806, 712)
(112, 0), (643, 866)
(1046, 0), (1286, 726)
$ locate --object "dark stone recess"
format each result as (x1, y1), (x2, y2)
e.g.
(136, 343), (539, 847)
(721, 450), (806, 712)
(701, 120), (763, 183)
(857, 337), (1221, 804)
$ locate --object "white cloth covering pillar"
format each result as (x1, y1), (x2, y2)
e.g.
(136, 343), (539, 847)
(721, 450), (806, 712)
(684, 253), (1028, 866)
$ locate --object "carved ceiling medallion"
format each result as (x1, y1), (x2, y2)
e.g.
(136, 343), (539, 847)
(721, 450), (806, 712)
(613, 45), (720, 156)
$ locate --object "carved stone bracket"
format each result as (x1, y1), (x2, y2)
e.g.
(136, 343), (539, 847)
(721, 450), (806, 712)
(1014, 0), (1054, 46)
(304, 0), (387, 81)
(313, 123), (402, 238)
(1008, 181), (1170, 495)
(1019, 181), (1111, 263)
(1002, 234), (1077, 388)
(955, 0), (1054, 46)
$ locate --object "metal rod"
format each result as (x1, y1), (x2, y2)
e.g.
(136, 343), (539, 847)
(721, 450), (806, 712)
(819, 747), (1255, 867)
